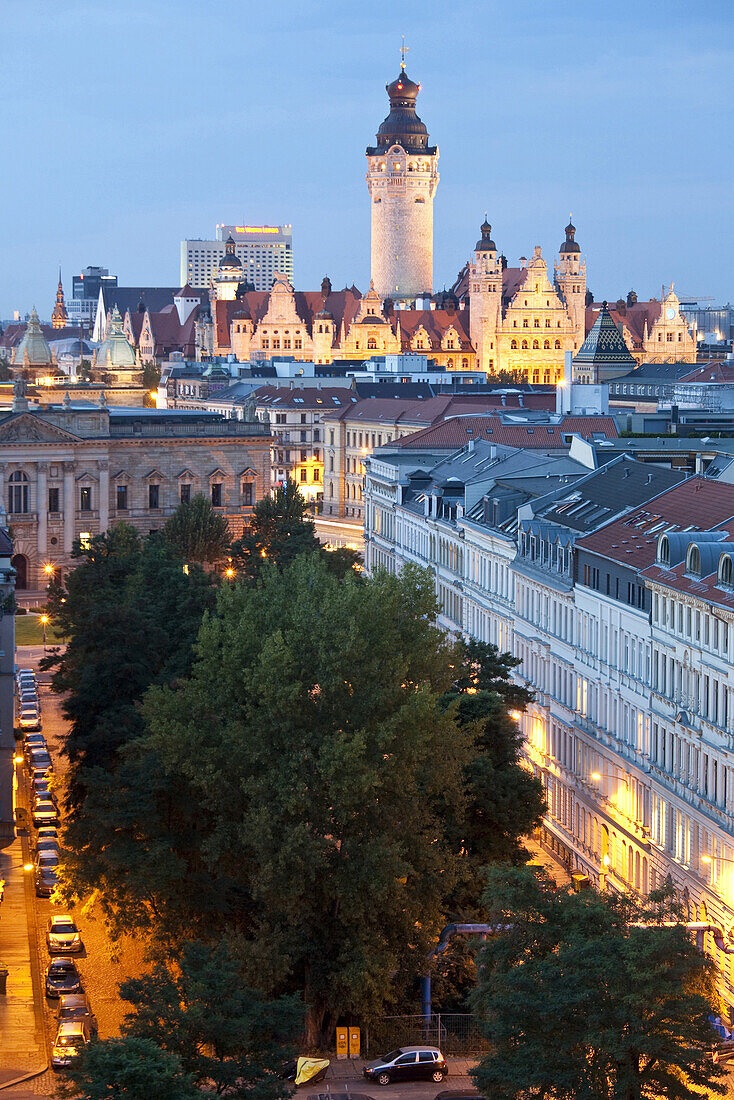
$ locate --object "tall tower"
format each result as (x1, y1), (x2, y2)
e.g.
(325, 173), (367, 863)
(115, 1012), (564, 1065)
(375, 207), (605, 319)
(469, 219), (503, 374)
(51, 269), (68, 329)
(554, 219), (586, 348)
(366, 60), (439, 302)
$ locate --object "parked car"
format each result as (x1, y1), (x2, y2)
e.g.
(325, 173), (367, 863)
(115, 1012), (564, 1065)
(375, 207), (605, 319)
(27, 747), (52, 771)
(47, 916), (82, 954)
(35, 837), (60, 859)
(51, 1020), (92, 1068)
(37, 825), (58, 840)
(33, 799), (59, 828)
(19, 691), (40, 709)
(35, 864), (59, 898)
(45, 958), (82, 998)
(364, 1048), (448, 1086)
(57, 993), (98, 1037)
(23, 734), (46, 760)
(18, 706), (41, 732)
(32, 779), (56, 804)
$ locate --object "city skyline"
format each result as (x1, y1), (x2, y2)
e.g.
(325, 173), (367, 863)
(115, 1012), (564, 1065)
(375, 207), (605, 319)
(2, 0), (733, 318)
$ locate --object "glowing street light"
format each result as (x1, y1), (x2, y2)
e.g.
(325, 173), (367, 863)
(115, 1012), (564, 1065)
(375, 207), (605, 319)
(591, 767), (629, 790)
(40, 614), (48, 653)
(225, 567), (235, 579)
(43, 563), (54, 576)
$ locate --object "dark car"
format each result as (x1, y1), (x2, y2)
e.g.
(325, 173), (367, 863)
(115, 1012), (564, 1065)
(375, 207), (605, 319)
(45, 958), (82, 998)
(27, 749), (52, 772)
(57, 993), (98, 1037)
(24, 734), (46, 761)
(35, 863), (59, 898)
(364, 1048), (448, 1086)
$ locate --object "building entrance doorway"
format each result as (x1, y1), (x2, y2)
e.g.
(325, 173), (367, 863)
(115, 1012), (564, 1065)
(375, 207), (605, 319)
(11, 554), (28, 590)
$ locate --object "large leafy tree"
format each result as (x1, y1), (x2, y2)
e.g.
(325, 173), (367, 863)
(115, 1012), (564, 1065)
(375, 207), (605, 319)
(140, 556), (472, 1045)
(471, 866), (726, 1100)
(442, 639), (545, 881)
(60, 1035), (198, 1100)
(230, 478), (321, 580)
(120, 940), (300, 1099)
(163, 493), (231, 565)
(44, 524), (217, 811)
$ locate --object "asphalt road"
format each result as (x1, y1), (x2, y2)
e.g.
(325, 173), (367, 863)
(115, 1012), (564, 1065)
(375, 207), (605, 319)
(16, 650), (148, 1094)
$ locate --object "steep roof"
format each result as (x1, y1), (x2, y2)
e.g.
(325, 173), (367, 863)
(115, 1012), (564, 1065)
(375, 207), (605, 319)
(586, 300), (663, 348)
(574, 303), (637, 367)
(395, 308), (472, 348)
(576, 478), (734, 569)
(101, 286), (208, 317)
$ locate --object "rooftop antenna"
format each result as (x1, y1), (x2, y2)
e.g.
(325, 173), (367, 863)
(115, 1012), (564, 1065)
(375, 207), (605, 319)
(400, 36), (409, 70)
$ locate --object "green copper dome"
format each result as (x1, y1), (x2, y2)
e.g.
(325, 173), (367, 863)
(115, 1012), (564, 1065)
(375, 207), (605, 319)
(95, 306), (137, 369)
(14, 307), (52, 366)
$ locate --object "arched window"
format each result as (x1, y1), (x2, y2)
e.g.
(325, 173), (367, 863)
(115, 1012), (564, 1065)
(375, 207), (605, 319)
(686, 544), (701, 577)
(461, 357), (468, 368)
(521, 340), (528, 350)
(511, 339), (518, 350)
(532, 340), (540, 350)
(719, 554), (733, 589)
(544, 339), (551, 349)
(8, 471), (29, 514)
(554, 339), (561, 349)
(367, 338), (377, 350)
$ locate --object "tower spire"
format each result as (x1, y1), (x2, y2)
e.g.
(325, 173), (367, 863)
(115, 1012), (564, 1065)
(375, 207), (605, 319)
(52, 267), (68, 329)
(400, 36), (409, 70)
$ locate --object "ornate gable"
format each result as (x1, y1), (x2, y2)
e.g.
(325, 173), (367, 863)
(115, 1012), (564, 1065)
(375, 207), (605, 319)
(0, 413), (81, 444)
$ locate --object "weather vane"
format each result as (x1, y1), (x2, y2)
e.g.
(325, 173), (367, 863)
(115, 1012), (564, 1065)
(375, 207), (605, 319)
(400, 36), (409, 70)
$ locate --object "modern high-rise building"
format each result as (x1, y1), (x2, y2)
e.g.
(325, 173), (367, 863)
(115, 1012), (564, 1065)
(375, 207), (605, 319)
(180, 225), (293, 291)
(67, 267), (118, 325)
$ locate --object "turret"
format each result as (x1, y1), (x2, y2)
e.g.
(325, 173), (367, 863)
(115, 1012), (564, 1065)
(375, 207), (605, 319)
(469, 218), (502, 374)
(366, 59), (439, 301)
(554, 218), (586, 347)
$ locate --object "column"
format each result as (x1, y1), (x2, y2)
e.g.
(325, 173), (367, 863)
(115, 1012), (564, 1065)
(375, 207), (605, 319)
(98, 461), (109, 532)
(37, 463), (48, 559)
(0, 467), (4, 517)
(63, 462), (75, 554)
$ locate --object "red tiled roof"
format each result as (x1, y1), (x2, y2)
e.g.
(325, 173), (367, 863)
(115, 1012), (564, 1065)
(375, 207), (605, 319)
(144, 304), (199, 357)
(321, 394), (506, 426)
(586, 301), (663, 347)
(396, 309), (472, 349)
(577, 478), (734, 568)
(254, 386), (355, 409)
(677, 361), (734, 384)
(395, 414), (618, 450)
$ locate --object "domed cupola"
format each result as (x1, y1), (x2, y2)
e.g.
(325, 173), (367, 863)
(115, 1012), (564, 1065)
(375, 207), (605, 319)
(475, 218), (496, 252)
(371, 69), (435, 154)
(218, 235), (242, 270)
(560, 219), (580, 254)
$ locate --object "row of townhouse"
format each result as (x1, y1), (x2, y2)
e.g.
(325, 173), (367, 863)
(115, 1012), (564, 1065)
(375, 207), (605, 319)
(364, 435), (734, 1017)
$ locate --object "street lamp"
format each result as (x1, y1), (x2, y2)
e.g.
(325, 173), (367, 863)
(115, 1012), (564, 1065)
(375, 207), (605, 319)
(40, 614), (48, 653)
(591, 766), (629, 790)
(702, 855), (734, 867)
(43, 563), (54, 577)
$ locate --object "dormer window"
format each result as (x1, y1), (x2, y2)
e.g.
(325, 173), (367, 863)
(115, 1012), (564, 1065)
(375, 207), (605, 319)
(719, 554), (734, 589)
(658, 534), (670, 567)
(686, 544), (701, 578)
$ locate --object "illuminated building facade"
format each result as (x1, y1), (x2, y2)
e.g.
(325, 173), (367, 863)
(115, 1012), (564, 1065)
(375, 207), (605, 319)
(366, 64), (439, 300)
(364, 448), (734, 1015)
(0, 388), (270, 591)
(181, 224), (293, 291)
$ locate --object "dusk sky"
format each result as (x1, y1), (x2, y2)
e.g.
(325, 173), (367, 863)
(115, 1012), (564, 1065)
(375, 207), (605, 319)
(2, 0), (733, 320)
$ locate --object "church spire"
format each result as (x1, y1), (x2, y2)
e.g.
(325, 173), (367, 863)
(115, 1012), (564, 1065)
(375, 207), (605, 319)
(51, 268), (68, 329)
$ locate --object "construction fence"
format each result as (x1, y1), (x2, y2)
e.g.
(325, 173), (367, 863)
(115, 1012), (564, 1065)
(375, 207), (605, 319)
(365, 1013), (489, 1056)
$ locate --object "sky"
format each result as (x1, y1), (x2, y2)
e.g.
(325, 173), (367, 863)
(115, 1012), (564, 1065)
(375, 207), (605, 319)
(1, 0), (733, 320)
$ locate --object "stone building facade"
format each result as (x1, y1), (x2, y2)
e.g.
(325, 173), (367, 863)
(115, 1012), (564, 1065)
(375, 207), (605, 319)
(0, 388), (271, 590)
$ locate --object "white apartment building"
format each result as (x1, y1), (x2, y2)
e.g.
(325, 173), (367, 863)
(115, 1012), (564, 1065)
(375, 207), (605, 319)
(180, 225), (293, 291)
(365, 444), (734, 1016)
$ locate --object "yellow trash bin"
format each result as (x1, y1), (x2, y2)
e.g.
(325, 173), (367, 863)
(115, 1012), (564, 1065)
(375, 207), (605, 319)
(336, 1026), (349, 1060)
(348, 1027), (360, 1058)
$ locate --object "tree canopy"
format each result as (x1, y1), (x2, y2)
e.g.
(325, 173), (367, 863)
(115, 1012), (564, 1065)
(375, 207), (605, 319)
(230, 478), (322, 580)
(162, 493), (231, 565)
(120, 940), (300, 1099)
(60, 1035), (198, 1100)
(471, 866), (726, 1100)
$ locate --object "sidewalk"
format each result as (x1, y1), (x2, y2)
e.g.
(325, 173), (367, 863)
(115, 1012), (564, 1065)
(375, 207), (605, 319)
(0, 819), (48, 1086)
(325, 1057), (477, 1080)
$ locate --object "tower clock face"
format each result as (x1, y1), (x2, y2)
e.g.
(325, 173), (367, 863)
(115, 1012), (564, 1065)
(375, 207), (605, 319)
(666, 307), (676, 320)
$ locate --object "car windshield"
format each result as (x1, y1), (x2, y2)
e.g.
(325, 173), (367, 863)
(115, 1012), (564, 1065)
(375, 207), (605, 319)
(383, 1050), (403, 1062)
(49, 965), (73, 977)
(56, 1035), (82, 1047)
(52, 923), (76, 934)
